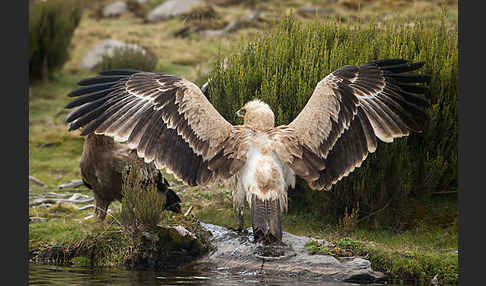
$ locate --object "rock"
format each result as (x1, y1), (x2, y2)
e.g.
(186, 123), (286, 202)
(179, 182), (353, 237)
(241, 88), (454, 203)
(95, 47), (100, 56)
(29, 217), (48, 223)
(146, 0), (202, 23)
(171, 225), (197, 240)
(102, 1), (128, 18)
(198, 9), (265, 37)
(80, 39), (146, 70)
(194, 223), (386, 284)
(297, 7), (335, 18)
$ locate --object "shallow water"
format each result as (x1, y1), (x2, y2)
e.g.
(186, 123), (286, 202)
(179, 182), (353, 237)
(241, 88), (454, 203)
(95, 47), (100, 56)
(29, 263), (391, 286)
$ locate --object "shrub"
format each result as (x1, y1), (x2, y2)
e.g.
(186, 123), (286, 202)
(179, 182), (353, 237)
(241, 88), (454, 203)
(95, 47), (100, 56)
(207, 14), (457, 229)
(95, 46), (158, 72)
(29, 0), (83, 84)
(338, 204), (360, 235)
(119, 164), (167, 231)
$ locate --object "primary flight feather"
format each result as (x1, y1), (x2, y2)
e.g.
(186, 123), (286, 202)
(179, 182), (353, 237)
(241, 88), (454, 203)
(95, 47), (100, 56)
(66, 58), (430, 245)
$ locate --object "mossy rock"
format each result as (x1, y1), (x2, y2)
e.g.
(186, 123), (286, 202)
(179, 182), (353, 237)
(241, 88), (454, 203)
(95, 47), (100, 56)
(123, 215), (212, 269)
(31, 214), (212, 269)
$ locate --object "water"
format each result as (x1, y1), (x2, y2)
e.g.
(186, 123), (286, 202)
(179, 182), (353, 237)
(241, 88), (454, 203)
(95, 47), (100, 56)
(29, 263), (387, 286)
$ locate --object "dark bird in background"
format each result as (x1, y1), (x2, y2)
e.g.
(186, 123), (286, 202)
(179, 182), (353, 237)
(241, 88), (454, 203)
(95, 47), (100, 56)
(65, 59), (429, 245)
(79, 133), (181, 221)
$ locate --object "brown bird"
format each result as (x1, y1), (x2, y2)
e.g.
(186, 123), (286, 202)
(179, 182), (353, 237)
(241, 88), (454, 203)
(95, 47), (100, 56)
(79, 133), (181, 221)
(66, 59), (429, 244)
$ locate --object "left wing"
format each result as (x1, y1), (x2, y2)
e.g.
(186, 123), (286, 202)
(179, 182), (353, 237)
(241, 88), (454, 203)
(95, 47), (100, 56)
(272, 59), (430, 190)
(65, 70), (249, 186)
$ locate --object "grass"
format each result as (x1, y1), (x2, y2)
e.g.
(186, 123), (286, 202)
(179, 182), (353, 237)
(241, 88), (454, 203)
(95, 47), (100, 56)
(29, 0), (458, 284)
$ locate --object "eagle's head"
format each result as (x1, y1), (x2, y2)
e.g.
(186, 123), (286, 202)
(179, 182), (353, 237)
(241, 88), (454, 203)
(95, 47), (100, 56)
(236, 99), (275, 130)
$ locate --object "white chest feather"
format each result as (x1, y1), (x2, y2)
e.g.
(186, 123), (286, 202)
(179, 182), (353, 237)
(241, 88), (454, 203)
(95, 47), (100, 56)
(237, 134), (294, 212)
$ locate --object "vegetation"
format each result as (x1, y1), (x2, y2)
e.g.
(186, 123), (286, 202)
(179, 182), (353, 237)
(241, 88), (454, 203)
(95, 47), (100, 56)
(119, 164), (168, 231)
(29, 0), (83, 84)
(207, 13), (458, 231)
(96, 45), (159, 72)
(304, 233), (458, 285)
(29, 0), (458, 284)
(30, 165), (211, 269)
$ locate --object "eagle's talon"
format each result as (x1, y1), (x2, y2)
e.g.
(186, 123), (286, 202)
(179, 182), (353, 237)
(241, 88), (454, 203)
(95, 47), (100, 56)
(228, 226), (249, 235)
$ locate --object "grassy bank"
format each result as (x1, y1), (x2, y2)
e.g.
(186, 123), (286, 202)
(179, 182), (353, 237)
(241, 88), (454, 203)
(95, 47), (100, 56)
(29, 0), (458, 284)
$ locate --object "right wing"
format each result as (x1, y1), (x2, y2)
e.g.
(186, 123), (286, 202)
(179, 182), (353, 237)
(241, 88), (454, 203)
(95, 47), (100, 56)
(272, 59), (430, 190)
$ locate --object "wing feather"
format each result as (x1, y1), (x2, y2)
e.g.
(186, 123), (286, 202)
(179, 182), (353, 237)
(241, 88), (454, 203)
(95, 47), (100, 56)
(66, 70), (246, 186)
(274, 59), (430, 190)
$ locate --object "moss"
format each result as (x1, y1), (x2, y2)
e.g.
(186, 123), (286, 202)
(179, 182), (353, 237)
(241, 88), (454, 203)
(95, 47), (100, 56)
(364, 245), (458, 285)
(30, 213), (212, 269)
(303, 234), (458, 284)
(304, 240), (330, 255)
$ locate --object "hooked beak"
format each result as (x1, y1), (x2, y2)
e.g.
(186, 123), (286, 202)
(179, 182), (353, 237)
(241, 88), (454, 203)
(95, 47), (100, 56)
(235, 109), (242, 119)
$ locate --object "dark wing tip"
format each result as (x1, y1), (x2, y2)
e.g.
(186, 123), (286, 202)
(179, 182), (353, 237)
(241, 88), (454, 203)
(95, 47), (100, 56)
(381, 61), (425, 74)
(367, 58), (409, 67)
(77, 75), (127, 86)
(99, 69), (142, 76)
(200, 81), (209, 97)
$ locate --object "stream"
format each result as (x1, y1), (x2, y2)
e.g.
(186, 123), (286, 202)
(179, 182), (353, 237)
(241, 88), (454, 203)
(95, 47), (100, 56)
(29, 263), (393, 285)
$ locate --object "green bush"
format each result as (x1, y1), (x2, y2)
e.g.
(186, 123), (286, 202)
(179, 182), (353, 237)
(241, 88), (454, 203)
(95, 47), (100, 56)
(96, 46), (158, 72)
(207, 14), (457, 229)
(29, 0), (83, 84)
(119, 164), (167, 231)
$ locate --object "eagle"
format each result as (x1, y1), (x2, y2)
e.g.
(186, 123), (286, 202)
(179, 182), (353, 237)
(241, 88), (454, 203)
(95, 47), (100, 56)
(65, 58), (429, 245)
(79, 133), (182, 221)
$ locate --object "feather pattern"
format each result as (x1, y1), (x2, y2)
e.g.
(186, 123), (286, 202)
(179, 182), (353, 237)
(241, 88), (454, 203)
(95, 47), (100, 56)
(66, 59), (429, 245)
(66, 70), (244, 186)
(275, 59), (429, 190)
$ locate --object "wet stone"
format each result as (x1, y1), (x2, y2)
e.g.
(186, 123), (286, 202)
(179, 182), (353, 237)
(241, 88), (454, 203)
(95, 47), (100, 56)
(195, 222), (386, 284)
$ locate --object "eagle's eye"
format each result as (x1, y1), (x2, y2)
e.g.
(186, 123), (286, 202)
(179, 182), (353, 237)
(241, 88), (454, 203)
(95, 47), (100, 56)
(240, 108), (246, 115)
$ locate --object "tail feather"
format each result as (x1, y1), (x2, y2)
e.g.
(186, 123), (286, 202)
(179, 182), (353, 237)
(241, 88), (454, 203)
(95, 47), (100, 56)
(251, 194), (282, 245)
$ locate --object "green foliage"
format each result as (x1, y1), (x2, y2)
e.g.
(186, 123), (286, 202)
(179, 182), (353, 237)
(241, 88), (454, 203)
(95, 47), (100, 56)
(304, 240), (330, 255)
(305, 237), (364, 257)
(303, 235), (457, 284)
(365, 246), (458, 285)
(96, 46), (159, 72)
(29, 0), (83, 82)
(207, 14), (457, 229)
(119, 164), (167, 231)
(336, 237), (364, 250)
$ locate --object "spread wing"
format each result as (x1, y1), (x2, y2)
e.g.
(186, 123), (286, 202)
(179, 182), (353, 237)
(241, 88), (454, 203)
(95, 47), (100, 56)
(272, 59), (430, 190)
(65, 70), (249, 186)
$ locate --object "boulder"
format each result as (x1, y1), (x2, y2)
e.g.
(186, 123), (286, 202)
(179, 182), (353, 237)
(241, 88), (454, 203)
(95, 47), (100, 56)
(297, 7), (335, 18)
(195, 223), (386, 284)
(146, 0), (202, 23)
(80, 39), (146, 70)
(102, 1), (128, 18)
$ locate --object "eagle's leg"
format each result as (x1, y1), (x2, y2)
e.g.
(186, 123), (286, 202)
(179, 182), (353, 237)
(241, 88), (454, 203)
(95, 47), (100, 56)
(239, 209), (244, 230)
(94, 193), (110, 222)
(236, 207), (249, 234)
(232, 175), (248, 233)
